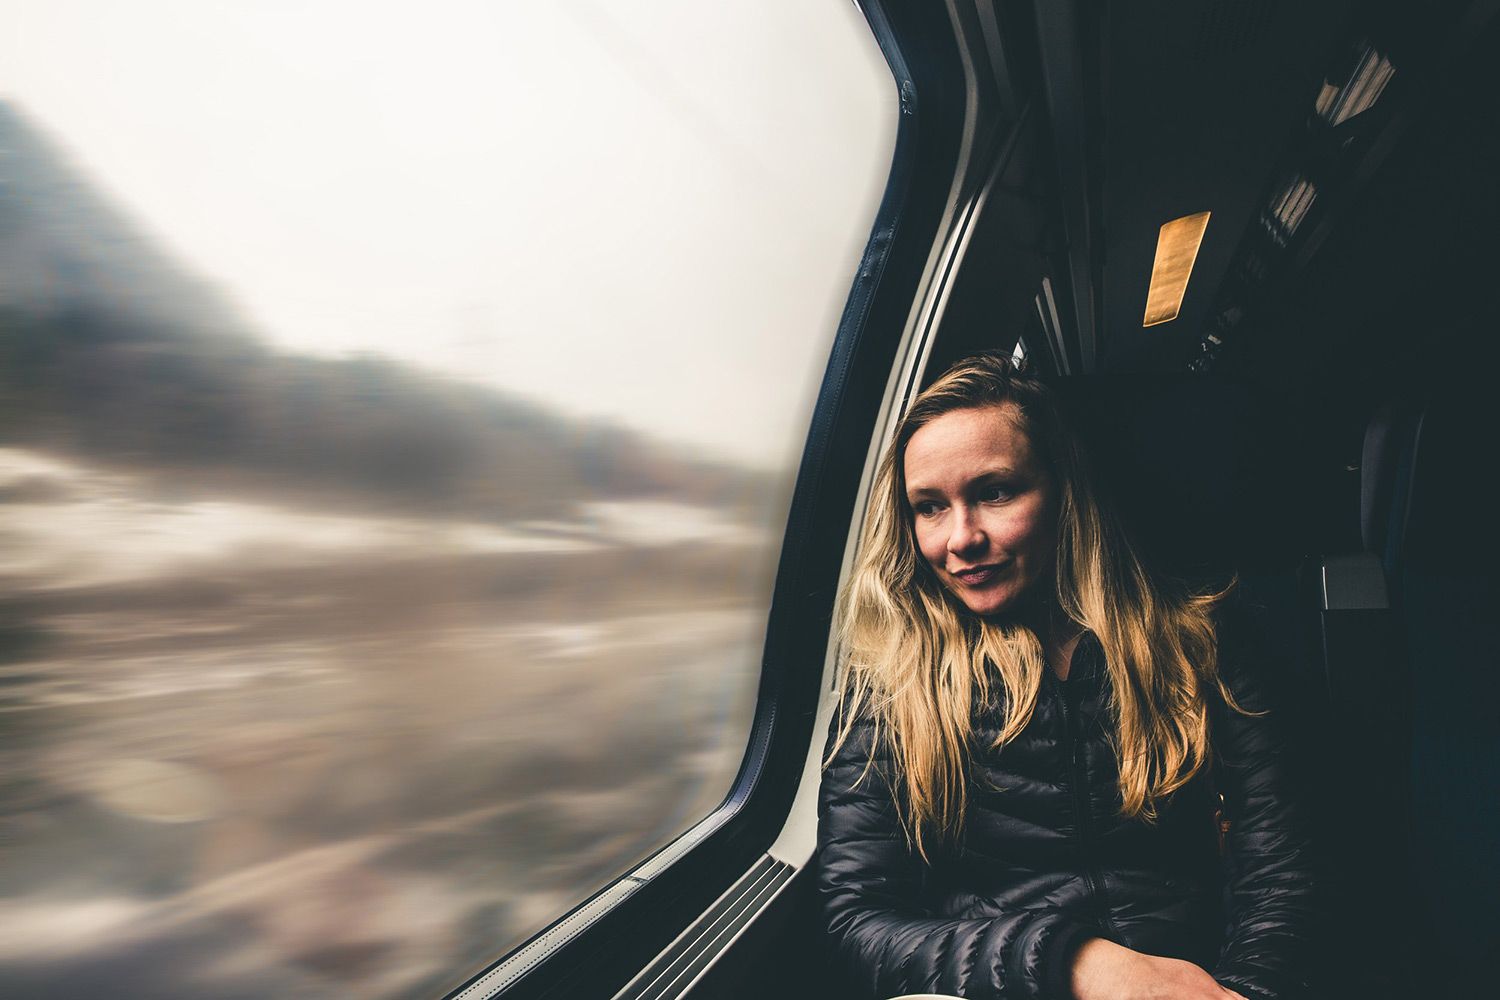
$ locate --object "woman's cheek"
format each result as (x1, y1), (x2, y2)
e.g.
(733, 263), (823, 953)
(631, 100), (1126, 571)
(913, 521), (945, 570)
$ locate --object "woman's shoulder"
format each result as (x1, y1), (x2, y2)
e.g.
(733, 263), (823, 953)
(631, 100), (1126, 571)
(1159, 572), (1267, 664)
(823, 692), (894, 772)
(819, 695), (907, 831)
(1200, 585), (1311, 727)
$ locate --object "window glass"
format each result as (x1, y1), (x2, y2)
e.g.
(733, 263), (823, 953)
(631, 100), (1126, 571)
(0, 3), (894, 997)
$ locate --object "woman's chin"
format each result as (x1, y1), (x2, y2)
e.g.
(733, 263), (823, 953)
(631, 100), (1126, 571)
(954, 578), (1049, 620)
(958, 588), (1021, 618)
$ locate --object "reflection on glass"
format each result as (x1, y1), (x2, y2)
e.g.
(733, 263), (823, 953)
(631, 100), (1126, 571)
(0, 2), (894, 997)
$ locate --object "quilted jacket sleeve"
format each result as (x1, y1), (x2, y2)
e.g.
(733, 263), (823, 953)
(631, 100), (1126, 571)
(817, 708), (1095, 1000)
(1209, 612), (1323, 1000)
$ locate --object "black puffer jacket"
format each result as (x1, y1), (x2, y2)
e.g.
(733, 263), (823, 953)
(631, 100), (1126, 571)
(817, 613), (1319, 1000)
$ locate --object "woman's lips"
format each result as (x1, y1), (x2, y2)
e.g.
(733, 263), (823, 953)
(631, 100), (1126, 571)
(952, 563), (1005, 586)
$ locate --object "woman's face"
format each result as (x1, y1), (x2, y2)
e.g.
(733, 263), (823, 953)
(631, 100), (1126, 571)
(902, 403), (1058, 618)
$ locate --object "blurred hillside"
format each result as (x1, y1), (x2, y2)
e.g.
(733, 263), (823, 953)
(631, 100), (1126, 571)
(0, 102), (774, 523)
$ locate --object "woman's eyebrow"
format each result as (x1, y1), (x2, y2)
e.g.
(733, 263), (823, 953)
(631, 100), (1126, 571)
(906, 467), (1022, 499)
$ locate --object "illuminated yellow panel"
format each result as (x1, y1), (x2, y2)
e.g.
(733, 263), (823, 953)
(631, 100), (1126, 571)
(1142, 211), (1211, 327)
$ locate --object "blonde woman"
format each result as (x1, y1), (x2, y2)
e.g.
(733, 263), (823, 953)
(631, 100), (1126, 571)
(818, 355), (1317, 1000)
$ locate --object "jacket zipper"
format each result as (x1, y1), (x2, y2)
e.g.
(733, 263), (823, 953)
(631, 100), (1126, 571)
(1053, 669), (1118, 936)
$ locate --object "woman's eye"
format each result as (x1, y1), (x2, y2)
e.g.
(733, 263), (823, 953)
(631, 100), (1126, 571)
(911, 500), (942, 517)
(979, 485), (1014, 503)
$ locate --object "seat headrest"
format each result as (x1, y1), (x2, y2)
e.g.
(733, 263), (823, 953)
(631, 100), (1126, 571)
(1403, 395), (1499, 575)
(1359, 398), (1423, 570)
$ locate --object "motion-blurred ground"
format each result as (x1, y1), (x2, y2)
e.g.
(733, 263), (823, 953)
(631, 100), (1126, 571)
(0, 447), (769, 999)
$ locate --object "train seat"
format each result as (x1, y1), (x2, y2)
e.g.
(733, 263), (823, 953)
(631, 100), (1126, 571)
(1385, 392), (1500, 995)
(1303, 398), (1426, 1000)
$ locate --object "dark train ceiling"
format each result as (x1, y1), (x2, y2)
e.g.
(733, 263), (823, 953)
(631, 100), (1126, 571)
(974, 0), (1500, 387)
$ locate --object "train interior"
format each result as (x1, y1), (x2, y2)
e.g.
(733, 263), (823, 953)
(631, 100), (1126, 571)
(638, 2), (1500, 999)
(3, 2), (1497, 1000)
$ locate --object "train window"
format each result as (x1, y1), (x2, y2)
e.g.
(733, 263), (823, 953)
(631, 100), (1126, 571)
(0, 3), (893, 998)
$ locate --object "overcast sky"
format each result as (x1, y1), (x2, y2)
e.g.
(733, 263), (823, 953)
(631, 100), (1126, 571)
(0, 0), (895, 465)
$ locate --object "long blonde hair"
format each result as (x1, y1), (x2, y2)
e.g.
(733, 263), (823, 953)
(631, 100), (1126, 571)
(831, 354), (1235, 860)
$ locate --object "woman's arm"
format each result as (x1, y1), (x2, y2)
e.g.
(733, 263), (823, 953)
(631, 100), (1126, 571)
(1206, 611), (1322, 1000)
(818, 709), (1096, 1000)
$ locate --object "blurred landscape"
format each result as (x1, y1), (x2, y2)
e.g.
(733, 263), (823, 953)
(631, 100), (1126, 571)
(0, 103), (782, 998)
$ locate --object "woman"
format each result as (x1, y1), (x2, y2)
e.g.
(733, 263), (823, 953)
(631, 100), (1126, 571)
(817, 355), (1317, 1000)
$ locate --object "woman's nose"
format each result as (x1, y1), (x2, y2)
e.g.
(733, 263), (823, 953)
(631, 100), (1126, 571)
(947, 506), (986, 554)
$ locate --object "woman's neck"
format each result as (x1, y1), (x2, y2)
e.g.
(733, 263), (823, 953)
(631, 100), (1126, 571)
(975, 591), (1083, 679)
(1046, 624), (1084, 681)
(1016, 596), (1083, 680)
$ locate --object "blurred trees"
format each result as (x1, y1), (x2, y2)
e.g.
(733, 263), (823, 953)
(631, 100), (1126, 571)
(0, 303), (772, 522)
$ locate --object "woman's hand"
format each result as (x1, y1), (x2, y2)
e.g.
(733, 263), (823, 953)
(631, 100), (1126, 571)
(1069, 938), (1248, 1000)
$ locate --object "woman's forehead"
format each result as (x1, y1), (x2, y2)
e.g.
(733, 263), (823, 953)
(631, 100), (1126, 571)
(903, 405), (1037, 487)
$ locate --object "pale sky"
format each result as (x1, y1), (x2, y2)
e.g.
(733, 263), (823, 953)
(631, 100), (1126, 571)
(0, 0), (895, 465)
